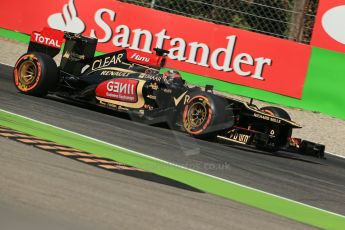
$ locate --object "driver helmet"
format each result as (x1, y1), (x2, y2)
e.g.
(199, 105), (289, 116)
(163, 69), (183, 85)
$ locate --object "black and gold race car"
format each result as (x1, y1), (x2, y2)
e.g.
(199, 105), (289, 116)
(13, 28), (325, 158)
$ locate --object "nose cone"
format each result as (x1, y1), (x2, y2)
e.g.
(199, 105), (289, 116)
(322, 5), (345, 45)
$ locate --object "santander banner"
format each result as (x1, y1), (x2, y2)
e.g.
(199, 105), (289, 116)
(0, 0), (311, 98)
(311, 0), (345, 53)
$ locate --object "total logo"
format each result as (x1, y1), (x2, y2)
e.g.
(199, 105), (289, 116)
(32, 32), (61, 48)
(322, 5), (345, 45)
(47, 0), (272, 80)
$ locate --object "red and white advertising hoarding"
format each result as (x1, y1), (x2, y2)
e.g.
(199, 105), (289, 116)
(0, 0), (311, 98)
(311, 0), (345, 53)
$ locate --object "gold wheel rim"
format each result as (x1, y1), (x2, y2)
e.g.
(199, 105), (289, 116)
(187, 102), (207, 129)
(18, 60), (37, 86)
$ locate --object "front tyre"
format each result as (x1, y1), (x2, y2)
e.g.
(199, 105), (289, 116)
(260, 106), (291, 120)
(256, 106), (293, 151)
(183, 94), (233, 139)
(13, 52), (58, 96)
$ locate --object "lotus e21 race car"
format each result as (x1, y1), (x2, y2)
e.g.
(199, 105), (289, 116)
(13, 28), (325, 158)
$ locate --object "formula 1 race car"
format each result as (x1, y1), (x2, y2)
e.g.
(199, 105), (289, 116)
(13, 28), (325, 158)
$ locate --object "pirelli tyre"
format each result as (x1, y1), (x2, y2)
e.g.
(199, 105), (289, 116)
(13, 52), (58, 96)
(183, 93), (233, 139)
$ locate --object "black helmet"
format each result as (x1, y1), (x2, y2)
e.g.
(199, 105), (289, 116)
(163, 69), (183, 85)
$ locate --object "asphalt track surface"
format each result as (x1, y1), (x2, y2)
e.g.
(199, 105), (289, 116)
(0, 64), (344, 219)
(1, 137), (317, 230)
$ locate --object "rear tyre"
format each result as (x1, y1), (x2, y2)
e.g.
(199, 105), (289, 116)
(183, 93), (233, 139)
(13, 52), (58, 96)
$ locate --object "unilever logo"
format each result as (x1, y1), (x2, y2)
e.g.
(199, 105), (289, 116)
(48, 0), (85, 33)
(322, 5), (345, 45)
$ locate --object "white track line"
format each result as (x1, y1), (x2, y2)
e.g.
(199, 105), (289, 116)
(1, 108), (345, 218)
(0, 61), (13, 67)
(326, 151), (345, 159)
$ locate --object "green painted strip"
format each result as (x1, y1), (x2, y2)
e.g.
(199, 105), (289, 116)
(0, 27), (30, 43)
(0, 109), (344, 229)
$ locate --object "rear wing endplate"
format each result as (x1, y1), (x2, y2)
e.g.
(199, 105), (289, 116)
(28, 27), (64, 57)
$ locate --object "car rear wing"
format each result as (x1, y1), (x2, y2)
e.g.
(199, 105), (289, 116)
(28, 27), (97, 62)
(28, 28), (169, 74)
(60, 32), (97, 75)
(28, 27), (65, 57)
(28, 28), (98, 75)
